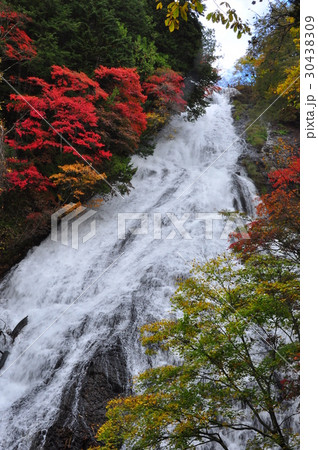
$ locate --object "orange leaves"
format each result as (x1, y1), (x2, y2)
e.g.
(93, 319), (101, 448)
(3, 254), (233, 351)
(230, 145), (300, 261)
(50, 163), (107, 201)
(269, 156), (299, 189)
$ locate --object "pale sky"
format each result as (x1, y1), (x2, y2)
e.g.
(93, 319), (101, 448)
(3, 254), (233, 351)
(201, 0), (269, 83)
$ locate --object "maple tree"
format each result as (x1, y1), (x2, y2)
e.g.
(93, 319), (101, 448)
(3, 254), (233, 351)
(0, 3), (37, 193)
(143, 68), (186, 113)
(95, 254), (299, 450)
(5, 159), (52, 192)
(49, 163), (107, 202)
(4, 64), (150, 199)
(6, 66), (111, 164)
(142, 68), (186, 132)
(95, 66), (147, 156)
(0, 0), (217, 277)
(5, 66), (111, 197)
(230, 146), (300, 262)
(0, 2), (36, 64)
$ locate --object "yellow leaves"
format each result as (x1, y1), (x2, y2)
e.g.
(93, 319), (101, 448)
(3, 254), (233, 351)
(253, 53), (265, 68)
(286, 16), (295, 24)
(146, 111), (168, 133)
(165, 2), (180, 31)
(180, 3), (188, 21)
(169, 21), (175, 32)
(163, 1), (204, 31)
(274, 64), (300, 109)
(288, 25), (300, 50)
(50, 163), (106, 201)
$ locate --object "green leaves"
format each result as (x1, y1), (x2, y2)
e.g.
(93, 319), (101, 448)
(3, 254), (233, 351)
(95, 254), (299, 449)
(158, 1), (250, 38)
(208, 8), (250, 38)
(196, 1), (204, 13)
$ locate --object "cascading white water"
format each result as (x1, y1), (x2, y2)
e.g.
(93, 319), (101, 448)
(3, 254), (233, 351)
(0, 90), (257, 449)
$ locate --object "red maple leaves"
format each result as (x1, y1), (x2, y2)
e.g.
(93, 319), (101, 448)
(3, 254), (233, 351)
(6, 165), (53, 192)
(7, 66), (111, 165)
(95, 67), (147, 153)
(5, 65), (150, 192)
(143, 68), (186, 113)
(2, 6), (187, 196)
(0, 3), (36, 62)
(230, 153), (300, 261)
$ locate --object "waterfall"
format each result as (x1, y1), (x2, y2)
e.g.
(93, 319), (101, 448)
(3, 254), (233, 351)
(0, 90), (257, 449)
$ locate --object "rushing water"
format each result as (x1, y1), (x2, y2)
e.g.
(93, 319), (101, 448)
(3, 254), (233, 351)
(0, 90), (257, 449)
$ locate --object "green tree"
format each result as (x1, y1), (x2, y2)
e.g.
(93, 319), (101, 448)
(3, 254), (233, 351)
(95, 253), (299, 450)
(239, 1), (300, 122)
(132, 36), (169, 81)
(3, 0), (137, 78)
(147, 0), (204, 74)
(184, 28), (220, 121)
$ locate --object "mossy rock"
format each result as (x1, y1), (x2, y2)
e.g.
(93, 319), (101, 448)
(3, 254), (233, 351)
(232, 100), (249, 121)
(245, 123), (267, 150)
(240, 156), (269, 195)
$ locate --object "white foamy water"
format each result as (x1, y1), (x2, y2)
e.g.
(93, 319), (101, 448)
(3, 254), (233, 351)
(0, 91), (257, 449)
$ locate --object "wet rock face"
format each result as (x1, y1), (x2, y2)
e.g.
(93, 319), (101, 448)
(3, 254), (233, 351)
(33, 340), (130, 450)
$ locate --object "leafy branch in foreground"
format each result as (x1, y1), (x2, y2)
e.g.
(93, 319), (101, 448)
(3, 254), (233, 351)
(156, 0), (250, 37)
(94, 253), (299, 450)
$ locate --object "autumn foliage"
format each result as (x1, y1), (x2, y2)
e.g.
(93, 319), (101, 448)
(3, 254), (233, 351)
(143, 68), (186, 114)
(5, 160), (52, 192)
(1, 4), (189, 205)
(230, 146), (300, 262)
(50, 163), (106, 201)
(7, 66), (111, 162)
(0, 5), (192, 207)
(142, 68), (186, 133)
(93, 141), (300, 450)
(95, 254), (299, 450)
(95, 66), (147, 155)
(4, 65), (152, 201)
(0, 3), (36, 62)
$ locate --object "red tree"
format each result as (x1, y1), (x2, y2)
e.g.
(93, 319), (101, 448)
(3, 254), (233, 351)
(5, 65), (148, 193)
(0, 3), (36, 63)
(6, 159), (52, 192)
(230, 155), (300, 261)
(0, 3), (37, 192)
(143, 68), (186, 114)
(7, 66), (111, 165)
(5, 66), (113, 192)
(95, 66), (147, 154)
